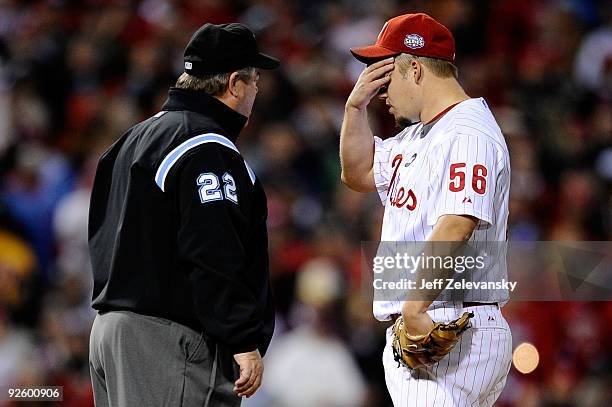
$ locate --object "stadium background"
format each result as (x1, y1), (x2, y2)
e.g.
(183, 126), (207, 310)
(0, 0), (611, 405)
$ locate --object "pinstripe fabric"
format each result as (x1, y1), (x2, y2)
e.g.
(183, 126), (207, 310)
(383, 305), (512, 406)
(373, 129), (411, 203)
(372, 98), (511, 320)
(374, 98), (512, 405)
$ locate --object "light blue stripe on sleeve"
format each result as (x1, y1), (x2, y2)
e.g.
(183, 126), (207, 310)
(244, 161), (256, 185)
(154, 133), (256, 192)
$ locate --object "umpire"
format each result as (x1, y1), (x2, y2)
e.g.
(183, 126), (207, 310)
(88, 23), (278, 407)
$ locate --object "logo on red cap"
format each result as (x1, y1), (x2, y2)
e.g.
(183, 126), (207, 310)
(350, 13), (456, 63)
(404, 34), (425, 50)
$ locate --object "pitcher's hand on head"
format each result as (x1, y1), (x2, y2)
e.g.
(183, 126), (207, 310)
(346, 57), (394, 111)
(233, 349), (263, 398)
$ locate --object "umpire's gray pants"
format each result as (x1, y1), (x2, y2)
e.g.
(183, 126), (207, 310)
(89, 311), (241, 407)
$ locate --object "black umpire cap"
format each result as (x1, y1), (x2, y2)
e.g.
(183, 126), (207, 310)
(183, 23), (280, 76)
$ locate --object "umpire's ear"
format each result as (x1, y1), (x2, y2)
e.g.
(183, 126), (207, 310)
(228, 71), (242, 98)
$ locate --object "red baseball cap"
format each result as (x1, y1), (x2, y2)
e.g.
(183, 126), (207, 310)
(350, 13), (456, 64)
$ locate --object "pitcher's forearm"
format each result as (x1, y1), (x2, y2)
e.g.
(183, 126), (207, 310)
(403, 215), (478, 315)
(340, 58), (394, 192)
(340, 106), (376, 191)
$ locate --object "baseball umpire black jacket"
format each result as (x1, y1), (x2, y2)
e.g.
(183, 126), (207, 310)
(88, 88), (274, 355)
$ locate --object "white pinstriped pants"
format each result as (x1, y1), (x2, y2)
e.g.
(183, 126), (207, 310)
(383, 305), (512, 407)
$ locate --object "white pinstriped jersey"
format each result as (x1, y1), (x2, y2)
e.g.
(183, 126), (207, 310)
(372, 98), (511, 321)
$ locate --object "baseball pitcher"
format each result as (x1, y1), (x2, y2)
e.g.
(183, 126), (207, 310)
(340, 13), (512, 406)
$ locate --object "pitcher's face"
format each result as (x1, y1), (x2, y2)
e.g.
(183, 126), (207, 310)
(378, 58), (422, 128)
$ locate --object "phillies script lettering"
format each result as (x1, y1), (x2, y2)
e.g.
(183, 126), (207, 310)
(388, 154), (417, 210)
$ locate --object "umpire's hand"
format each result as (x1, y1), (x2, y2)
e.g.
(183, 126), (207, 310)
(233, 350), (263, 398)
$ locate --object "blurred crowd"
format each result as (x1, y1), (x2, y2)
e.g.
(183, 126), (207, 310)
(0, 0), (611, 406)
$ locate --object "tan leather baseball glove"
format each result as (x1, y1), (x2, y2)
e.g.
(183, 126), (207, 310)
(392, 312), (473, 369)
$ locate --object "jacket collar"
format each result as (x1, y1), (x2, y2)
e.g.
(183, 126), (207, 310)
(161, 88), (247, 142)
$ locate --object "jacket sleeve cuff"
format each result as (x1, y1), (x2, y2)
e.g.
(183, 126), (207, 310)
(229, 341), (259, 355)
